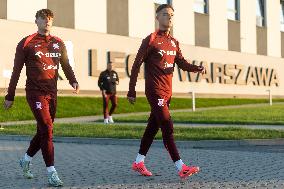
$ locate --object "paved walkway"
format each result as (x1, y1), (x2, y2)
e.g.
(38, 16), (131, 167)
(1, 103), (284, 130)
(0, 138), (284, 189)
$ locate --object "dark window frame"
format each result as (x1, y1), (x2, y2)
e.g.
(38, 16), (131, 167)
(280, 0), (284, 31)
(227, 0), (240, 21)
(256, 0), (266, 27)
(194, 0), (209, 14)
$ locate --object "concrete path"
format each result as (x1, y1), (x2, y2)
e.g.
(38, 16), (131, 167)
(0, 138), (283, 189)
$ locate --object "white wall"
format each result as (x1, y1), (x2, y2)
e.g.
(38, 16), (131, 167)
(7, 0), (47, 23)
(240, 0), (257, 54)
(172, 0), (195, 45)
(266, 0), (281, 57)
(74, 0), (107, 33)
(128, 0), (155, 38)
(209, 0), (228, 50)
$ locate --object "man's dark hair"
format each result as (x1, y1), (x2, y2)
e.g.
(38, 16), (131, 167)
(156, 4), (174, 14)
(35, 9), (54, 19)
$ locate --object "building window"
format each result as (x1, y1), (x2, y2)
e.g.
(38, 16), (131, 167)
(227, 0), (239, 20)
(256, 0), (266, 27)
(194, 0), (208, 14)
(281, 0), (284, 31)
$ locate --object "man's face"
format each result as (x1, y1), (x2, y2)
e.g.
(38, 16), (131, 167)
(156, 8), (174, 29)
(36, 16), (53, 33)
(107, 63), (113, 71)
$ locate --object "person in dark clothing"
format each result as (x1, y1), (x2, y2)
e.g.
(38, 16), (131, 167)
(98, 62), (119, 124)
(127, 4), (205, 179)
(3, 9), (79, 187)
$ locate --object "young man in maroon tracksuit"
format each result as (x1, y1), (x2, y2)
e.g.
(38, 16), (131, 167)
(3, 9), (79, 187)
(127, 4), (205, 179)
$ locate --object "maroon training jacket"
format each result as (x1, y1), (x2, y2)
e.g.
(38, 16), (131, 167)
(5, 33), (78, 101)
(127, 30), (200, 98)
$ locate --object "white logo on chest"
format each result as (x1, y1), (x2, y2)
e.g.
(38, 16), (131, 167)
(42, 63), (58, 70)
(171, 40), (176, 47)
(35, 51), (61, 58)
(158, 50), (176, 57)
(53, 43), (60, 50)
(164, 62), (174, 69)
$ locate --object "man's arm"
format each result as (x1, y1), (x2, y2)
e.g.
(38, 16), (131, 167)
(174, 40), (204, 73)
(115, 72), (119, 85)
(60, 42), (79, 93)
(127, 36), (150, 100)
(98, 72), (105, 91)
(5, 39), (26, 102)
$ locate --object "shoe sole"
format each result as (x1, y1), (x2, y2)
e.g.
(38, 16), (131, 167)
(132, 168), (152, 177)
(48, 183), (64, 187)
(180, 170), (199, 179)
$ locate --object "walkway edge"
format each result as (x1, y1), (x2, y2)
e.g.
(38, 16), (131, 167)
(0, 135), (284, 148)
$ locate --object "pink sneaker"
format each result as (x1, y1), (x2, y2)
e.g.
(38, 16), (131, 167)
(132, 162), (152, 176)
(178, 164), (200, 179)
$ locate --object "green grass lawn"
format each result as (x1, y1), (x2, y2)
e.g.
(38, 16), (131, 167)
(1, 96), (283, 122)
(115, 104), (284, 125)
(1, 123), (284, 140)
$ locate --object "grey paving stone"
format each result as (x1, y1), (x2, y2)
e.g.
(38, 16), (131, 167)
(0, 140), (283, 188)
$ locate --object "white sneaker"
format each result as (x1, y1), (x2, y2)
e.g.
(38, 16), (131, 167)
(104, 119), (109, 124)
(48, 171), (63, 187)
(19, 157), (34, 179)
(108, 116), (114, 124)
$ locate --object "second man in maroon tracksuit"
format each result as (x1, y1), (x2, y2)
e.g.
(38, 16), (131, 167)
(3, 9), (79, 187)
(127, 4), (205, 179)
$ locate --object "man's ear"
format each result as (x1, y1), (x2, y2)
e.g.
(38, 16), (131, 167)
(155, 13), (159, 20)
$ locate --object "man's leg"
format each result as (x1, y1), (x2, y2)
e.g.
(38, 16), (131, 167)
(150, 96), (180, 162)
(138, 113), (159, 156)
(152, 96), (200, 178)
(109, 94), (117, 116)
(103, 94), (110, 123)
(46, 95), (56, 172)
(18, 95), (41, 179)
(26, 126), (41, 157)
(27, 95), (54, 167)
(20, 94), (54, 179)
(132, 112), (159, 176)
(108, 94), (117, 123)
(25, 95), (41, 158)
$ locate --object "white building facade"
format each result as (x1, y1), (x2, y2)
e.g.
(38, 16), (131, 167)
(0, 0), (283, 97)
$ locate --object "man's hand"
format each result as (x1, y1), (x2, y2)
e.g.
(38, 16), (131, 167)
(72, 83), (80, 94)
(197, 66), (206, 75)
(3, 100), (13, 110)
(102, 90), (107, 98)
(127, 96), (136, 104)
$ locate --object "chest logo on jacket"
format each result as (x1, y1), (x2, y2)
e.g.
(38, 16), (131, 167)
(53, 43), (60, 50)
(158, 50), (176, 57)
(35, 51), (61, 58)
(42, 63), (58, 70)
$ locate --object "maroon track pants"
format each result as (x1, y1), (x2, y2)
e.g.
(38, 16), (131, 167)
(26, 92), (56, 167)
(103, 94), (117, 119)
(138, 94), (180, 162)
